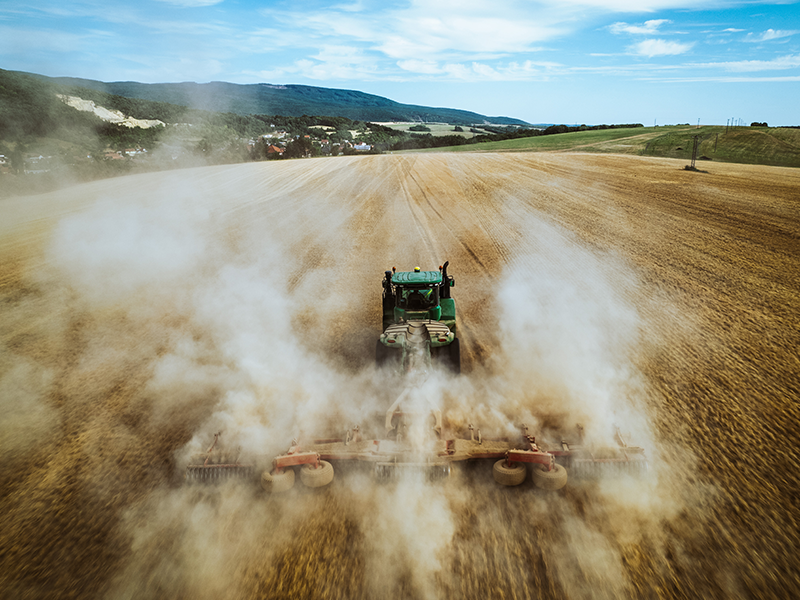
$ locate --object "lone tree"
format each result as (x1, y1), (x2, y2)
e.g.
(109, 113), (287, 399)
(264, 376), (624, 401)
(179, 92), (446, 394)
(284, 136), (318, 159)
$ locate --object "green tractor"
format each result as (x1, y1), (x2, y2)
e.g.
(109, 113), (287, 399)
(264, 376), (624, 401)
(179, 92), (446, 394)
(376, 261), (460, 373)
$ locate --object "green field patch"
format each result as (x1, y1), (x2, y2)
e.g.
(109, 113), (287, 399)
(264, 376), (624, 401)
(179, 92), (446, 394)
(375, 122), (500, 138)
(408, 125), (800, 168)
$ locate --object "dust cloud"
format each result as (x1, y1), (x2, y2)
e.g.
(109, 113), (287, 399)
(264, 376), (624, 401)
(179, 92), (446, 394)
(0, 157), (712, 600)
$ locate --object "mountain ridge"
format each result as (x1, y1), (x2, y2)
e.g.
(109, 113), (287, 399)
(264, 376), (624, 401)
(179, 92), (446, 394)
(39, 75), (528, 125)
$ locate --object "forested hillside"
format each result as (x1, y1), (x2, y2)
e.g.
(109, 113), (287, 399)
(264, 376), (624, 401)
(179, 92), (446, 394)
(44, 76), (527, 125)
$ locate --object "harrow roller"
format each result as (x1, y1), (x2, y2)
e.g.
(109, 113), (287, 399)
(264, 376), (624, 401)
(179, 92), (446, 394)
(185, 464), (254, 483)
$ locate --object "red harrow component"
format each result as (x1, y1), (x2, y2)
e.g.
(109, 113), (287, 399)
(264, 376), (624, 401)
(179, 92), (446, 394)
(186, 419), (647, 492)
(254, 420), (647, 493)
(261, 440), (335, 493)
(185, 432), (254, 483)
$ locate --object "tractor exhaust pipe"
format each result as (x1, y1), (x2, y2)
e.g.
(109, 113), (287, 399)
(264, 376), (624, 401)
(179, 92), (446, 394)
(440, 261), (450, 299)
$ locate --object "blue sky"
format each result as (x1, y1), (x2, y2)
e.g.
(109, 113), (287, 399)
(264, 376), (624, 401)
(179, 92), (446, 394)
(1, 0), (798, 125)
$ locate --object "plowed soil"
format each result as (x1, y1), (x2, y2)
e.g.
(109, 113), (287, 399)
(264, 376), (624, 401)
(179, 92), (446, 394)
(1, 153), (798, 600)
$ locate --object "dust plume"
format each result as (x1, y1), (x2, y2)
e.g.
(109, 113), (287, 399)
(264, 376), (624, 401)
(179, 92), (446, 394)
(0, 156), (718, 600)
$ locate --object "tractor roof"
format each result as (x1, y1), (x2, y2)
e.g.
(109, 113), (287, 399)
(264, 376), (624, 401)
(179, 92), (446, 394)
(392, 270), (442, 285)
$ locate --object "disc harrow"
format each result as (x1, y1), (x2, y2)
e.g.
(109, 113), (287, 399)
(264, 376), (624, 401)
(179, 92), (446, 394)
(183, 263), (649, 494)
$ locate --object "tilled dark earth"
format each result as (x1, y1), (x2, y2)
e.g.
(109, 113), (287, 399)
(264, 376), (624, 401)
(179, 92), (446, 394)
(1, 153), (798, 599)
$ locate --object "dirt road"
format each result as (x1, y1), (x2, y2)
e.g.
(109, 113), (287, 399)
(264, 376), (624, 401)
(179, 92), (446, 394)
(1, 153), (798, 599)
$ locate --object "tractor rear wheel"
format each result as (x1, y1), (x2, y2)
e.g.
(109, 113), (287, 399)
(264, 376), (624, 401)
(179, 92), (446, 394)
(376, 340), (389, 366)
(300, 460), (335, 488)
(445, 338), (461, 374)
(493, 459), (526, 486)
(262, 468), (295, 493)
(531, 464), (568, 490)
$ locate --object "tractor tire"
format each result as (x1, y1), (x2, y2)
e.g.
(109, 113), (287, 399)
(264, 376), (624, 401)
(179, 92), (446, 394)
(493, 459), (526, 486)
(445, 338), (461, 374)
(531, 464), (568, 491)
(300, 460), (334, 488)
(262, 468), (295, 493)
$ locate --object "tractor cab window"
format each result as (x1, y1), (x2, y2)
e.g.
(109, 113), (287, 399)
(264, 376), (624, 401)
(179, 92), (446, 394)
(397, 285), (438, 310)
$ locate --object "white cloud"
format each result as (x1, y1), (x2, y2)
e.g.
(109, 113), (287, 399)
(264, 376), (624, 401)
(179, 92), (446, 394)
(609, 19), (670, 35)
(0, 25), (94, 54)
(154, 0), (225, 6)
(268, 1), (563, 62)
(745, 29), (798, 42)
(252, 47), (381, 82)
(630, 38), (694, 57)
(655, 74), (800, 84)
(393, 59), (562, 81)
(397, 59), (443, 75)
(333, 1), (369, 13)
(693, 53), (800, 72)
(550, 0), (703, 9)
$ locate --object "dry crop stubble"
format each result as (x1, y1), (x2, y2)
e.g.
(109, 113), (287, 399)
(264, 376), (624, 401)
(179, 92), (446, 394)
(0, 153), (798, 599)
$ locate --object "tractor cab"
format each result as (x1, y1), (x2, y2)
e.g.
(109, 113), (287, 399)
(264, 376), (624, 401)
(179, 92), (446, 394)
(397, 284), (439, 312)
(381, 263), (455, 331)
(378, 262), (459, 373)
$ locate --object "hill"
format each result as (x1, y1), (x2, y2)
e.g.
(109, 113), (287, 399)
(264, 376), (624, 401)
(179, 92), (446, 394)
(40, 75), (527, 125)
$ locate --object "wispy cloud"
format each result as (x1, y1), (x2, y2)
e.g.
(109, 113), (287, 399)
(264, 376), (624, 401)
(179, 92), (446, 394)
(154, 0), (225, 6)
(652, 74), (800, 83)
(693, 53), (800, 72)
(0, 25), (97, 54)
(263, 1), (565, 62)
(396, 59), (443, 75)
(745, 28), (798, 42)
(630, 38), (694, 57)
(250, 46), (381, 82)
(395, 59), (562, 80)
(609, 19), (670, 35)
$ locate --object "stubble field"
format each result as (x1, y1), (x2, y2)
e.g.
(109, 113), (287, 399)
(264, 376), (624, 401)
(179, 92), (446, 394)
(1, 152), (798, 599)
